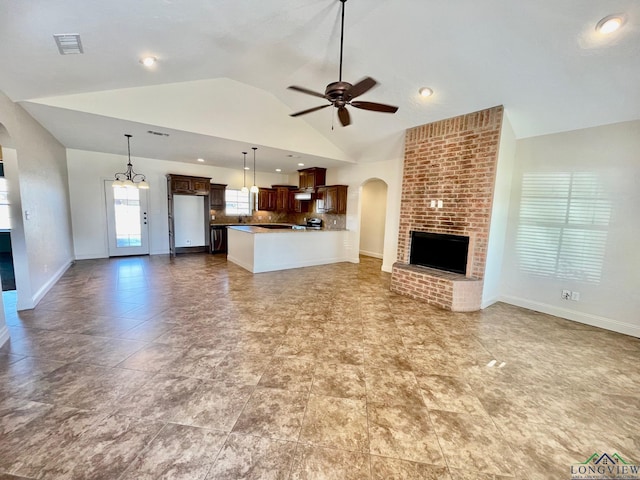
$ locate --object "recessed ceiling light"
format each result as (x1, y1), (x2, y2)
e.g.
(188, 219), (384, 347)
(140, 56), (157, 67)
(275, 168), (282, 172)
(419, 87), (434, 98)
(596, 14), (625, 34)
(297, 163), (305, 166)
(197, 158), (204, 163)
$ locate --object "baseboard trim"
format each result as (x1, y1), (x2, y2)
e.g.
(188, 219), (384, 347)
(359, 250), (383, 259)
(481, 296), (500, 309)
(175, 246), (209, 254)
(499, 294), (640, 338)
(0, 325), (9, 348)
(75, 253), (108, 260)
(26, 260), (73, 310)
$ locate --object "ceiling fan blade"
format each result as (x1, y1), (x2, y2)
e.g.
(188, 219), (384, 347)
(337, 106), (351, 126)
(288, 85), (326, 99)
(348, 77), (377, 99)
(350, 101), (399, 113)
(290, 104), (331, 117)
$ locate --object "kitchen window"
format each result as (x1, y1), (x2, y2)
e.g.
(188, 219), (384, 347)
(225, 189), (251, 216)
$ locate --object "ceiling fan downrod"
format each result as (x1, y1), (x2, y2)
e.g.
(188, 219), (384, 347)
(287, 0), (398, 126)
(339, 0), (346, 82)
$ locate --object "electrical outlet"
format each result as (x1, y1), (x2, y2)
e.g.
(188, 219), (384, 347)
(186, 239), (191, 245)
(561, 289), (571, 300)
(571, 291), (580, 301)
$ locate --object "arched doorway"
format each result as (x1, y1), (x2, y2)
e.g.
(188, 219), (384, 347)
(359, 178), (388, 259)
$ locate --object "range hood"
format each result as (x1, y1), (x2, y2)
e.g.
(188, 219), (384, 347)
(294, 192), (313, 200)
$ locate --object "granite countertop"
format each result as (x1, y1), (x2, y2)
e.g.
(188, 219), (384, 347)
(227, 225), (347, 233)
(210, 223), (295, 227)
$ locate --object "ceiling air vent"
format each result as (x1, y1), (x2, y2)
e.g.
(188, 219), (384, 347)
(147, 130), (170, 137)
(53, 34), (83, 55)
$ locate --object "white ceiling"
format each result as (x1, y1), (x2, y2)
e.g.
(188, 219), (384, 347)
(1, 0), (638, 173)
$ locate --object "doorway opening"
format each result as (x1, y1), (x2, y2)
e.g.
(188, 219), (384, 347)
(0, 128), (16, 292)
(104, 180), (150, 257)
(359, 178), (388, 259)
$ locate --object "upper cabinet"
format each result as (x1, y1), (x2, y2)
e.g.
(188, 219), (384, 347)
(316, 185), (348, 214)
(168, 174), (211, 195)
(210, 183), (227, 210)
(257, 188), (277, 211)
(298, 167), (326, 190)
(272, 185), (297, 212)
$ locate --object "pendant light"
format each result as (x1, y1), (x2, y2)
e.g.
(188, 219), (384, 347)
(250, 147), (259, 193)
(112, 134), (149, 189)
(240, 151), (249, 193)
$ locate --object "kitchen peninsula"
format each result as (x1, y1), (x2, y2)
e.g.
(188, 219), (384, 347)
(227, 225), (350, 273)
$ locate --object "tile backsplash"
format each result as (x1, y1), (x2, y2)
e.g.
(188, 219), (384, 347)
(210, 210), (346, 230)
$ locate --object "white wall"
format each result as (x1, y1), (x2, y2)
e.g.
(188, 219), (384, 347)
(67, 149), (289, 259)
(174, 195), (205, 247)
(33, 78), (350, 162)
(500, 120), (640, 337)
(0, 91), (74, 311)
(482, 115), (516, 307)
(332, 150), (404, 272)
(359, 179), (388, 259)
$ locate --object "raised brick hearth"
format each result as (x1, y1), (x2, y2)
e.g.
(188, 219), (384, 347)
(391, 106), (503, 311)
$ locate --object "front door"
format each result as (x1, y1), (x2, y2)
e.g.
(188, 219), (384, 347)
(104, 180), (149, 256)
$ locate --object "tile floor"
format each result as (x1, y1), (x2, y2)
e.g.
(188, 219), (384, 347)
(0, 254), (639, 479)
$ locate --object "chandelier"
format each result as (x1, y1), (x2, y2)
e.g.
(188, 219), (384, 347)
(112, 134), (149, 189)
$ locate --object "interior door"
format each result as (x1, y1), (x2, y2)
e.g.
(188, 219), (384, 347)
(105, 180), (150, 256)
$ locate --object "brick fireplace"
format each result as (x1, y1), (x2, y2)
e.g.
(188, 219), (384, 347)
(390, 106), (504, 311)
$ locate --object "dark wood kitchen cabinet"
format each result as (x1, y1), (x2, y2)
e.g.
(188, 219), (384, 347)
(316, 185), (348, 214)
(257, 188), (277, 211)
(209, 183), (227, 210)
(272, 185), (297, 212)
(289, 190), (312, 213)
(166, 174), (212, 256)
(298, 167), (326, 190)
(169, 174), (211, 195)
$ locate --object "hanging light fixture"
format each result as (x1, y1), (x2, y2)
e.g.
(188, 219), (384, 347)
(250, 147), (259, 193)
(241, 151), (249, 194)
(112, 134), (149, 189)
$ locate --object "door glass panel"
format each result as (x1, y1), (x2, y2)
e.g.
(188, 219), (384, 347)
(113, 186), (142, 248)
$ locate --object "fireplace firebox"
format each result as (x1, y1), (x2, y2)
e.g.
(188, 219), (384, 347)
(409, 231), (469, 275)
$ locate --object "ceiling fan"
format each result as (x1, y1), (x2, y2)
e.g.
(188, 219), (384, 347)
(288, 0), (398, 127)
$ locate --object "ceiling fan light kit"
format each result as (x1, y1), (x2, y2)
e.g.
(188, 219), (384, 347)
(288, 0), (398, 127)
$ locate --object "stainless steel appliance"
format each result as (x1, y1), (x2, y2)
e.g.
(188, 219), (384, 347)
(211, 226), (227, 253)
(306, 218), (323, 230)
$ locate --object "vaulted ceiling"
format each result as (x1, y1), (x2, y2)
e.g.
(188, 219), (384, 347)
(1, 0), (638, 173)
